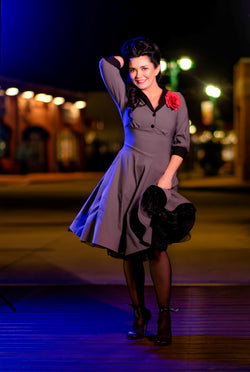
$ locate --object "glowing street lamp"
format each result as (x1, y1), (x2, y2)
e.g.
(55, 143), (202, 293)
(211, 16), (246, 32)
(75, 100), (87, 109)
(160, 57), (194, 91)
(22, 91), (34, 99)
(53, 97), (65, 105)
(205, 85), (221, 99)
(160, 59), (167, 73)
(5, 87), (19, 96)
(178, 57), (193, 71)
(203, 84), (222, 124)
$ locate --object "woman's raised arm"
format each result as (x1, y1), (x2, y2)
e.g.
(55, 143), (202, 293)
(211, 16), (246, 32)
(99, 56), (127, 114)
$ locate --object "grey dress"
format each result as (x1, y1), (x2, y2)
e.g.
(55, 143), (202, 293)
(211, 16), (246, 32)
(69, 56), (192, 258)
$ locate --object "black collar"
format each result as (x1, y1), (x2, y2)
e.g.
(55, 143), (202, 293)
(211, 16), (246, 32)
(139, 87), (168, 113)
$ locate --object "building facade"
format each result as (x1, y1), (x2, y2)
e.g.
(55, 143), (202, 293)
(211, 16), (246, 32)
(234, 58), (250, 181)
(0, 78), (87, 173)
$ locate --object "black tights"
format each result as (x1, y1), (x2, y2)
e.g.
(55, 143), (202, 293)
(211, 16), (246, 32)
(123, 250), (172, 310)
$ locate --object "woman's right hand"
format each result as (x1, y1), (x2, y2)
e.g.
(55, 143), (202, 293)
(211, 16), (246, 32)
(114, 56), (124, 68)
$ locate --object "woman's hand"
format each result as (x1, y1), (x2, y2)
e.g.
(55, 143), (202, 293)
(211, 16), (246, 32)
(114, 56), (124, 68)
(157, 155), (183, 190)
(156, 175), (172, 190)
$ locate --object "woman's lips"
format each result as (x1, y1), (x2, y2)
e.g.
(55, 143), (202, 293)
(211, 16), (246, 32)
(136, 79), (146, 84)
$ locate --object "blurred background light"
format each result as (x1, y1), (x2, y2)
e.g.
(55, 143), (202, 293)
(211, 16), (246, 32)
(205, 85), (221, 98)
(75, 100), (87, 109)
(5, 87), (19, 96)
(178, 57), (193, 71)
(53, 97), (65, 105)
(189, 124), (197, 135)
(35, 93), (47, 102)
(160, 59), (167, 72)
(22, 91), (34, 99)
(199, 130), (213, 143)
(63, 102), (73, 109)
(214, 130), (225, 139)
(43, 94), (53, 103)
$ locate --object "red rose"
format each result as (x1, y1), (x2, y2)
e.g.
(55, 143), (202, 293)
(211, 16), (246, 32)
(165, 91), (181, 111)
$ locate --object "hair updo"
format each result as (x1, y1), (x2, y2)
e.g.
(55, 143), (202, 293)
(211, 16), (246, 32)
(121, 37), (162, 110)
(121, 37), (161, 69)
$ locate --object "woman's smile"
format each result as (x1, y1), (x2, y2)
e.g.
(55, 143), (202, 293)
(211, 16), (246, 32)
(129, 55), (160, 92)
(136, 78), (147, 85)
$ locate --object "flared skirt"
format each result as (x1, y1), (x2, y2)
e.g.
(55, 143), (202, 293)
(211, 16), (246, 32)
(69, 145), (192, 257)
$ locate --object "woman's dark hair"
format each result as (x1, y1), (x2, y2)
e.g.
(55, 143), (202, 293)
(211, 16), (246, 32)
(121, 37), (162, 110)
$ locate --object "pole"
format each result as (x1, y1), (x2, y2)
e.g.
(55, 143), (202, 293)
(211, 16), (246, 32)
(169, 60), (180, 91)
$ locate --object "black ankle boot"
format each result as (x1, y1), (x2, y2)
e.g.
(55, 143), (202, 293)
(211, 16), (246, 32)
(127, 305), (152, 340)
(154, 307), (172, 345)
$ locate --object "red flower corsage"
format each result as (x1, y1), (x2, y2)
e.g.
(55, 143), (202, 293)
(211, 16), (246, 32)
(165, 91), (181, 111)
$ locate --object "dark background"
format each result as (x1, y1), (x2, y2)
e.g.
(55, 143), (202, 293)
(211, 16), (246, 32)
(1, 0), (250, 124)
(1, 0), (250, 90)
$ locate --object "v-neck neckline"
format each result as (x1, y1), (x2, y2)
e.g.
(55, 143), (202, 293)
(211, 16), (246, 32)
(139, 88), (168, 113)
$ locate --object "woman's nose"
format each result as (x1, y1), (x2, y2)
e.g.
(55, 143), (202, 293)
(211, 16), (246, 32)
(136, 70), (142, 78)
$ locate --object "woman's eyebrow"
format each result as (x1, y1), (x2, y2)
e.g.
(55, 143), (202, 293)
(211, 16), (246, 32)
(130, 64), (149, 69)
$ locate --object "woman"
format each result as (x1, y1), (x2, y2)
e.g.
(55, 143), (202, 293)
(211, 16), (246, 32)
(69, 37), (195, 345)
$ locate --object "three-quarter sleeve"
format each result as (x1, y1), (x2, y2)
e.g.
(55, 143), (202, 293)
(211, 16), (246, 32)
(172, 93), (190, 158)
(99, 57), (127, 115)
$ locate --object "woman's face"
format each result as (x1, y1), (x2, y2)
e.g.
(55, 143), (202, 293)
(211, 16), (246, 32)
(128, 55), (160, 91)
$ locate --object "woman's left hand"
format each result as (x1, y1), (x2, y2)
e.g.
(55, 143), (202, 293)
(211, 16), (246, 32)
(156, 175), (172, 190)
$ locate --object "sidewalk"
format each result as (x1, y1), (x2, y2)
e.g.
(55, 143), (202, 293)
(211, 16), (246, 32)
(0, 172), (104, 185)
(0, 171), (250, 190)
(0, 171), (250, 285)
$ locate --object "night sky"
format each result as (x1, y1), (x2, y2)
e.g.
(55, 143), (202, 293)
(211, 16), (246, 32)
(1, 0), (250, 101)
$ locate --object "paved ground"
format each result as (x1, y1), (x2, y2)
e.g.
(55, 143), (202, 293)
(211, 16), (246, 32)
(0, 173), (250, 285)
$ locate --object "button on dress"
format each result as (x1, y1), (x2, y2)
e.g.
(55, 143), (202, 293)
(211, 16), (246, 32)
(69, 57), (193, 258)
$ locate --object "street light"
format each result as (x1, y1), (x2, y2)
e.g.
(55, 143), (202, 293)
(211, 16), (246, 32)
(22, 91), (34, 99)
(202, 84), (222, 125)
(5, 87), (19, 96)
(35, 93), (53, 103)
(160, 59), (167, 73)
(53, 97), (65, 105)
(160, 57), (194, 91)
(178, 57), (193, 71)
(205, 85), (221, 99)
(75, 100), (87, 109)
